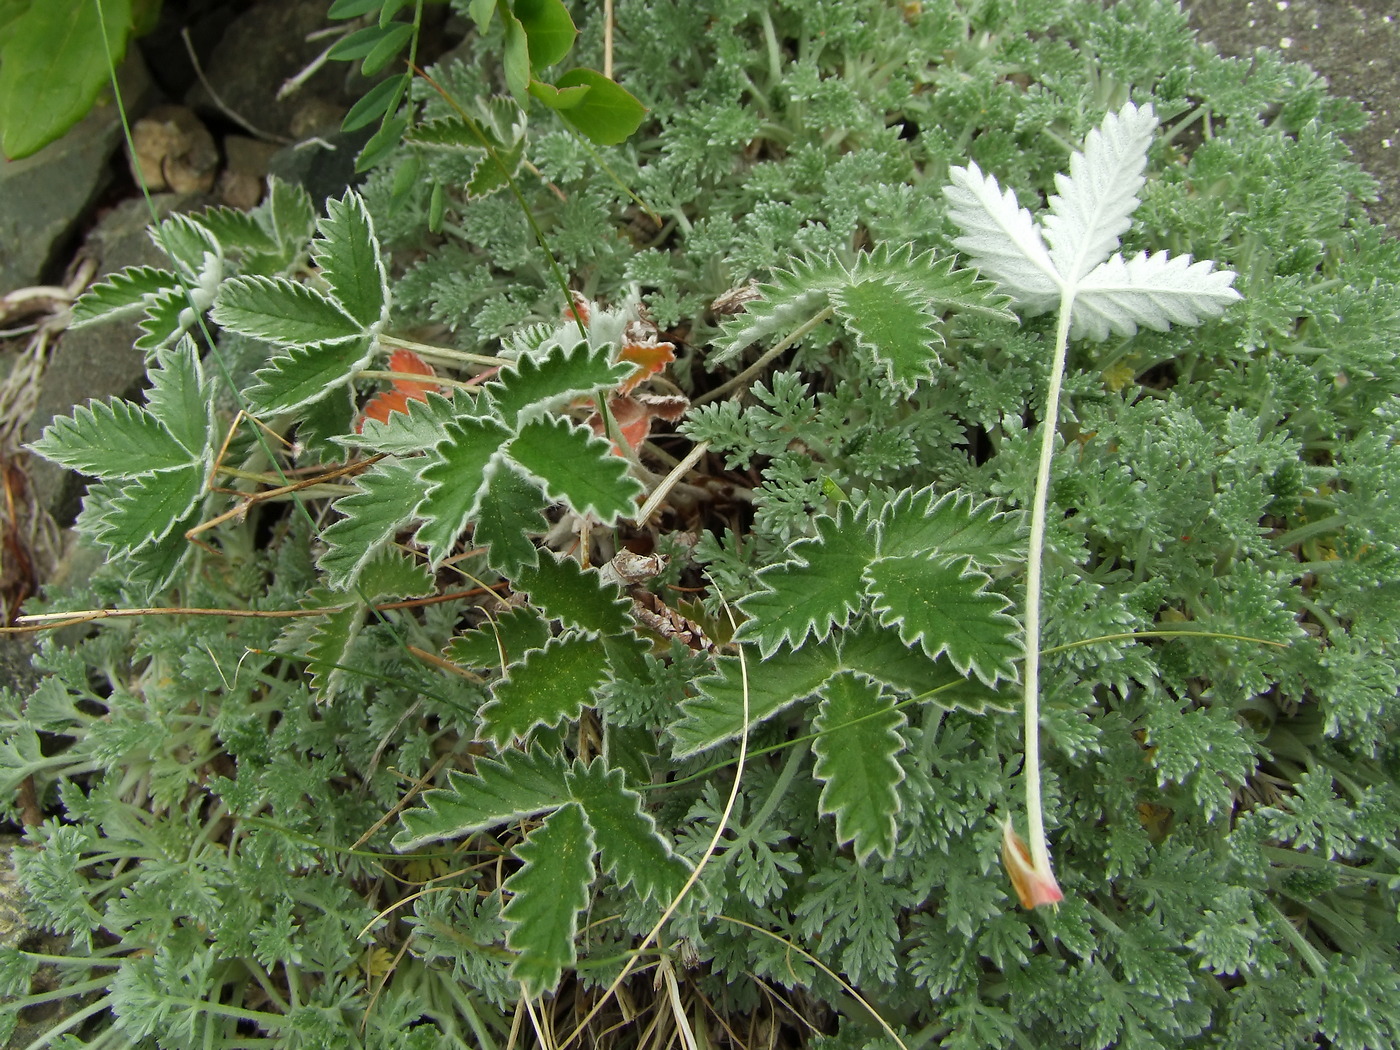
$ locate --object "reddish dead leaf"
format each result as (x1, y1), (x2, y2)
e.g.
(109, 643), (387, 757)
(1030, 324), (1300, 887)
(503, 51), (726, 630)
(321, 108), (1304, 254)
(357, 349), (438, 432)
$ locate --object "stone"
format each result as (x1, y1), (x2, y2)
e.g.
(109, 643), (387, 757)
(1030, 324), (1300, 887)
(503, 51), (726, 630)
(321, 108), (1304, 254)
(0, 54), (155, 291)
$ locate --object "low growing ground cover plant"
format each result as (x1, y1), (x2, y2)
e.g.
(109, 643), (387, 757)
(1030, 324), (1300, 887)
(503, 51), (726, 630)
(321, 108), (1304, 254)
(4, 0), (1400, 1047)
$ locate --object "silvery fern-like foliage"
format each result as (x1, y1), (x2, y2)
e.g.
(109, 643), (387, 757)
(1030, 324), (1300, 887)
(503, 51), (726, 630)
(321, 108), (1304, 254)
(943, 102), (1242, 340)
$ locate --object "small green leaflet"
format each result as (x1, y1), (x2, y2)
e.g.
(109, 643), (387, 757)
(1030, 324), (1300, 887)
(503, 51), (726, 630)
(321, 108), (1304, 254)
(502, 802), (595, 996)
(511, 553), (631, 635)
(477, 633), (611, 744)
(812, 672), (907, 861)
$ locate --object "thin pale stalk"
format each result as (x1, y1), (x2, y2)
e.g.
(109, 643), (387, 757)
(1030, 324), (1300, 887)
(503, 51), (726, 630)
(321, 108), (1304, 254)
(1021, 292), (1074, 875)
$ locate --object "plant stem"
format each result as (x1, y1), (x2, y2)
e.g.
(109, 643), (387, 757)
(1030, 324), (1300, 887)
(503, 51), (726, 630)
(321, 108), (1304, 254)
(1021, 293), (1074, 876)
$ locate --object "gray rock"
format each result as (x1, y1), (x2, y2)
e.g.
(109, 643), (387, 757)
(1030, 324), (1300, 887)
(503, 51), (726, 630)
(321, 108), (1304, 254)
(0, 54), (155, 292)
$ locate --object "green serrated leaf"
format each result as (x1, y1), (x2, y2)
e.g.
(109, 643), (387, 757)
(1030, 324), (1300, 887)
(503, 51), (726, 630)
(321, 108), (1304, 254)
(565, 758), (690, 902)
(552, 68), (646, 146)
(313, 191), (387, 328)
(836, 623), (1014, 713)
(262, 177), (317, 256)
(713, 255), (851, 365)
(248, 337), (376, 416)
(512, 553), (630, 635)
(69, 265), (177, 326)
(406, 116), (488, 150)
(92, 464), (204, 554)
(145, 338), (214, 462)
(392, 746), (573, 849)
(467, 138), (526, 198)
(811, 672), (906, 862)
(29, 398), (196, 478)
(306, 604), (365, 702)
(474, 462), (548, 574)
(878, 487), (1022, 568)
(670, 645), (838, 757)
(150, 214), (221, 277)
(506, 415), (642, 524)
(318, 459), (424, 590)
(502, 801), (594, 996)
(478, 633), (611, 744)
(356, 547), (433, 601)
(486, 341), (630, 428)
(831, 275), (944, 394)
(214, 275), (364, 345)
(736, 502), (878, 657)
(864, 555), (1021, 687)
(447, 606), (552, 672)
(134, 287), (199, 354)
(339, 391), (469, 455)
(192, 205), (279, 255)
(851, 244), (1016, 322)
(416, 417), (512, 564)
